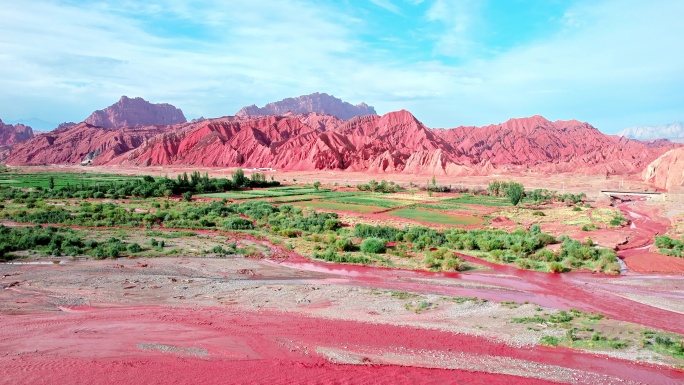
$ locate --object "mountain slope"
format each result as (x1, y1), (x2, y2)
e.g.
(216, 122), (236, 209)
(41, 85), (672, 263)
(7, 110), (678, 177)
(6, 123), (171, 165)
(437, 116), (671, 174)
(236, 92), (376, 120)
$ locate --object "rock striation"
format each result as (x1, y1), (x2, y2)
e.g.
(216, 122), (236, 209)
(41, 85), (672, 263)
(643, 148), (684, 192)
(85, 96), (186, 129)
(618, 122), (684, 143)
(7, 110), (679, 180)
(236, 92), (376, 120)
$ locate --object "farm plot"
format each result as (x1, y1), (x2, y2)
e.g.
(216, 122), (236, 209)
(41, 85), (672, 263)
(0, 171), (139, 189)
(322, 194), (415, 209)
(447, 194), (510, 207)
(386, 208), (482, 226)
(290, 200), (385, 214)
(198, 187), (323, 200)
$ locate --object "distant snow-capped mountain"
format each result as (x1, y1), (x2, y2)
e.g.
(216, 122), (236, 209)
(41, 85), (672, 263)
(618, 122), (684, 143)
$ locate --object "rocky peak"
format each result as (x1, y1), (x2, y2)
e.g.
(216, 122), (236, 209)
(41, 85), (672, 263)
(0, 118), (34, 146)
(55, 122), (77, 132)
(84, 96), (187, 129)
(235, 92), (377, 120)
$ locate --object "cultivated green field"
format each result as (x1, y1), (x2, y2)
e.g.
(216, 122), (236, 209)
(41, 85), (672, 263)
(446, 194), (510, 207)
(268, 195), (322, 203)
(387, 208), (481, 225)
(0, 171), (139, 189)
(322, 195), (414, 208)
(291, 200), (385, 214)
(198, 187), (324, 200)
(196, 191), (257, 200)
(417, 201), (470, 211)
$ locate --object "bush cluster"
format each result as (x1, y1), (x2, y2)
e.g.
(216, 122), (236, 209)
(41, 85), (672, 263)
(0, 169), (279, 200)
(655, 235), (684, 257)
(0, 225), (144, 261)
(356, 180), (399, 193)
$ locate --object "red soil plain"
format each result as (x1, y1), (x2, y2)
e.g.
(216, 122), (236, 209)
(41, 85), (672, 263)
(2, 166), (684, 384)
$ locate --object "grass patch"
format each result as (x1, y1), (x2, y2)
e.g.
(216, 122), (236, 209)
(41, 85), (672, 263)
(0, 171), (139, 189)
(197, 192), (258, 199)
(144, 230), (197, 238)
(444, 296), (487, 304)
(291, 200), (384, 214)
(404, 300), (437, 313)
(268, 195), (322, 203)
(417, 201), (470, 211)
(323, 195), (412, 208)
(390, 291), (419, 300)
(446, 194), (510, 207)
(387, 208), (481, 225)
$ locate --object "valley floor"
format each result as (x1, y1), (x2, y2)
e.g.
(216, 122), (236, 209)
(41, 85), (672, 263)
(2, 166), (684, 384)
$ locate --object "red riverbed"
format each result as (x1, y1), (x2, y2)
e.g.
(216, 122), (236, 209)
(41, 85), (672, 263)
(615, 200), (684, 274)
(1, 306), (681, 385)
(277, 257), (684, 335)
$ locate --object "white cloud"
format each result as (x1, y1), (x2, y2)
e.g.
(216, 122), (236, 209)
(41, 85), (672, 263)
(0, 0), (682, 133)
(424, 0), (479, 58)
(0, 0), (364, 121)
(369, 0), (403, 15)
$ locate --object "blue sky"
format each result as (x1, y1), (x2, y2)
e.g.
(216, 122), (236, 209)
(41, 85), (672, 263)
(0, 0), (682, 133)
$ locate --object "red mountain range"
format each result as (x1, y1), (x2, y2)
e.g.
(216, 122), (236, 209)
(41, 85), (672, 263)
(6, 110), (678, 176)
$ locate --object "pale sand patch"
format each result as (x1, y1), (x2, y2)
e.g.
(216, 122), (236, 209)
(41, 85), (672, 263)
(616, 293), (684, 314)
(315, 345), (639, 385)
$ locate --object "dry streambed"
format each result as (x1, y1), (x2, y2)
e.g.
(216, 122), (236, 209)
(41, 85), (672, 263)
(1, 255), (684, 385)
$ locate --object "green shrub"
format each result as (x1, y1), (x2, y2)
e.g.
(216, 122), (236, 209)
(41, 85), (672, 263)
(209, 244), (236, 255)
(281, 228), (301, 238)
(360, 237), (386, 253)
(547, 261), (568, 273)
(443, 256), (465, 271)
(540, 336), (560, 347)
(609, 212), (626, 226)
(223, 217), (254, 230)
(127, 243), (143, 253)
(334, 237), (355, 252)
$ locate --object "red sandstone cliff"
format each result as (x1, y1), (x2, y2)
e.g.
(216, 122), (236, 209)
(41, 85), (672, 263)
(643, 148), (684, 192)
